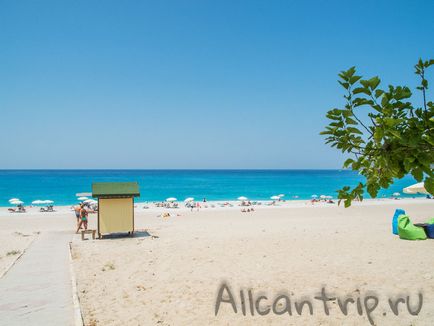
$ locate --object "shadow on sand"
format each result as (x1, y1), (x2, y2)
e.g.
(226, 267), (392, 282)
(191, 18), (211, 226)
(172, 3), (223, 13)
(100, 229), (156, 240)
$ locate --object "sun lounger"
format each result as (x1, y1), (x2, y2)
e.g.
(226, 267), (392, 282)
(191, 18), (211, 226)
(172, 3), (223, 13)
(10, 207), (26, 213)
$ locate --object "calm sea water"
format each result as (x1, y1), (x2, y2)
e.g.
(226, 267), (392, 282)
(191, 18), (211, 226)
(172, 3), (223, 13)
(0, 170), (422, 206)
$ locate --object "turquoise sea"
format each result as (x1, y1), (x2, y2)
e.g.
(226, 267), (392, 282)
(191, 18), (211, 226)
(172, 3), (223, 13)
(0, 170), (422, 206)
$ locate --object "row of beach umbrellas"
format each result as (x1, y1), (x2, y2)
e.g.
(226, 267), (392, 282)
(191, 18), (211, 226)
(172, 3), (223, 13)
(7, 182), (428, 207)
(148, 187), (429, 203)
(8, 198), (54, 206)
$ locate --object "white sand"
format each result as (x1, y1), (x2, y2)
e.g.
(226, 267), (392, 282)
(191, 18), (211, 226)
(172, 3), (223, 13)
(65, 199), (434, 325)
(1, 199), (433, 325)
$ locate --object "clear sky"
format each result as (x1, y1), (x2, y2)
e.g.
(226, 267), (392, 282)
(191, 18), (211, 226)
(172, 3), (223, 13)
(1, 0), (433, 169)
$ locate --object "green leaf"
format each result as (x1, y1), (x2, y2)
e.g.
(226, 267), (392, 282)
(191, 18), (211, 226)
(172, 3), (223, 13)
(339, 81), (349, 89)
(368, 76), (381, 89)
(375, 89), (384, 98)
(349, 75), (362, 85)
(347, 127), (363, 135)
(353, 87), (371, 95)
(425, 177), (434, 195)
(373, 129), (383, 142)
(343, 158), (355, 168)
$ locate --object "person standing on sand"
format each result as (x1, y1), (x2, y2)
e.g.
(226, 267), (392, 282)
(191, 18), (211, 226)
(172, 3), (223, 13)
(76, 205), (88, 233)
(74, 204), (82, 227)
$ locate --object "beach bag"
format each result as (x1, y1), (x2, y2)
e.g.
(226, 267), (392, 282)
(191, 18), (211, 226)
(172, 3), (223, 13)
(392, 209), (406, 235)
(397, 215), (427, 240)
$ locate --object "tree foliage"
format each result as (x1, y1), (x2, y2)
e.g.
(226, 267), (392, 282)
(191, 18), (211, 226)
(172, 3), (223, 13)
(321, 59), (434, 207)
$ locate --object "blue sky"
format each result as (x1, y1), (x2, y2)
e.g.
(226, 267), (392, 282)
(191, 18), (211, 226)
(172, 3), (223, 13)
(1, 0), (433, 169)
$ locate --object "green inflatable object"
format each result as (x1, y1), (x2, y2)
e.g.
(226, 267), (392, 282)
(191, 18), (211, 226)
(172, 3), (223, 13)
(397, 215), (427, 240)
(427, 218), (434, 225)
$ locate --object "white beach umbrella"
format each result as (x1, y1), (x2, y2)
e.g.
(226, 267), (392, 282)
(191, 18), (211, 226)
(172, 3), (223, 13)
(278, 194), (285, 197)
(11, 200), (24, 205)
(270, 195), (280, 200)
(237, 196), (248, 201)
(42, 200), (54, 204)
(32, 200), (44, 205)
(77, 196), (88, 201)
(9, 198), (20, 203)
(184, 197), (194, 202)
(311, 195), (318, 198)
(84, 199), (97, 207)
(76, 192), (92, 197)
(403, 182), (428, 195)
(166, 197), (177, 202)
(392, 192), (401, 197)
(320, 195), (327, 199)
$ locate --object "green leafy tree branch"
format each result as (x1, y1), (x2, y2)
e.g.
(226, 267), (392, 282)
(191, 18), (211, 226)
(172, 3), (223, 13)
(321, 59), (434, 207)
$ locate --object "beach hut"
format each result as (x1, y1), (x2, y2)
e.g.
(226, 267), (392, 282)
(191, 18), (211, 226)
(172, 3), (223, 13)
(92, 182), (140, 238)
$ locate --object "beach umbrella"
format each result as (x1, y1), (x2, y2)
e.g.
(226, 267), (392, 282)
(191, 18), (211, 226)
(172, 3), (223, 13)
(270, 196), (280, 200)
(403, 182), (428, 195)
(392, 192), (401, 197)
(32, 200), (44, 205)
(311, 195), (318, 198)
(320, 195), (327, 199)
(278, 194), (285, 197)
(11, 200), (24, 205)
(76, 192), (92, 197)
(77, 196), (88, 201)
(166, 197), (177, 202)
(42, 200), (54, 204)
(237, 196), (248, 201)
(83, 199), (97, 207)
(325, 196), (333, 199)
(184, 197), (194, 202)
(8, 198), (20, 203)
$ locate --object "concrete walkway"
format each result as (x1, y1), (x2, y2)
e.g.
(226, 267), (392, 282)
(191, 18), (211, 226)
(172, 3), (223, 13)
(0, 231), (75, 326)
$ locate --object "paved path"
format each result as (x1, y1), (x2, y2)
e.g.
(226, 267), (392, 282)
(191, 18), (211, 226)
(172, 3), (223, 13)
(0, 231), (75, 326)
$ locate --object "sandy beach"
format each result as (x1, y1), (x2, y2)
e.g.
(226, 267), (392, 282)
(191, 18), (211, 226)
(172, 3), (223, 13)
(1, 198), (433, 325)
(0, 231), (35, 278)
